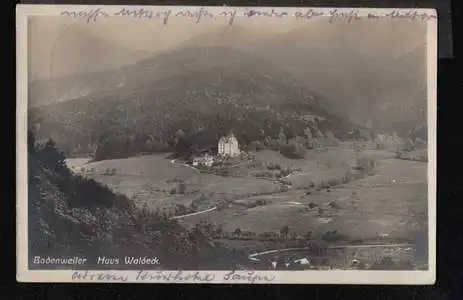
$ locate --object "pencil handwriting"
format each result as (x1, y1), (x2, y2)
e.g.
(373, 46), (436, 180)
(58, 7), (437, 25)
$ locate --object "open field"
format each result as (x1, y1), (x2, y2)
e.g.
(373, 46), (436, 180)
(64, 157), (91, 169)
(66, 146), (427, 262)
(66, 153), (283, 211)
(250, 147), (392, 188)
(177, 150), (427, 243)
(67, 154), (199, 209)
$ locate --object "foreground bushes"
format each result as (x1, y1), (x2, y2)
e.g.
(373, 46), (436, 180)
(28, 131), (222, 269)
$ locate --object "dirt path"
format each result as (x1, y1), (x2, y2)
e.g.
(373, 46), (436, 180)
(169, 159), (218, 219)
(168, 159), (297, 219)
(170, 159), (200, 173)
(171, 206), (218, 220)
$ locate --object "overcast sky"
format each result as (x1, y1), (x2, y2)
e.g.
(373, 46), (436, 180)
(28, 15), (426, 81)
(28, 16), (307, 81)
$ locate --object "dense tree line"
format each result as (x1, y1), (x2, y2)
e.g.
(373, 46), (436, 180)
(29, 84), (356, 161)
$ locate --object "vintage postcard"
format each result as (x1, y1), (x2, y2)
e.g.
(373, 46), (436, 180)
(16, 5), (437, 284)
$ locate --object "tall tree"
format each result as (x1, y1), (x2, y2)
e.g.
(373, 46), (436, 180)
(280, 225), (290, 238)
(278, 128), (287, 146)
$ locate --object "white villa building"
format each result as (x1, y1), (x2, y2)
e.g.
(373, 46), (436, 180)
(218, 132), (240, 157)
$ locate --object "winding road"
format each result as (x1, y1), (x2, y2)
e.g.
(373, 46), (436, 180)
(169, 159), (218, 219)
(171, 206), (218, 220)
(170, 159), (200, 173)
(248, 243), (415, 261)
(168, 158), (301, 219)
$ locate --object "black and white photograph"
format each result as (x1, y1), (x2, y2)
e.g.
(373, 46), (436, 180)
(16, 5), (437, 284)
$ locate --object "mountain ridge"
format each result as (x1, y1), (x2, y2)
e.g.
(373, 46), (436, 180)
(29, 47), (354, 158)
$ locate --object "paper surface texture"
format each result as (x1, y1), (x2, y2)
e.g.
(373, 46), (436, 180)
(16, 4), (437, 284)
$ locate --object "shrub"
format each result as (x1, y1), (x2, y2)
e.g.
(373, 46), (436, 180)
(306, 138), (322, 149)
(266, 162), (281, 170)
(280, 141), (305, 159)
(320, 180), (330, 189)
(256, 199), (267, 206)
(248, 140), (265, 151)
(279, 167), (292, 178)
(342, 171), (353, 184)
(280, 185), (289, 192)
(304, 231), (313, 240)
(329, 201), (339, 209)
(265, 138), (279, 151)
(280, 225), (290, 237)
(353, 142), (363, 153)
(34, 138), (69, 175)
(308, 202), (317, 209)
(328, 178), (341, 187)
(356, 156), (375, 174)
(321, 230), (342, 242)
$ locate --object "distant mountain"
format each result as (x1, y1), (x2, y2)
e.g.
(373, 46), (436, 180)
(29, 69), (127, 108)
(29, 45), (262, 108)
(156, 21), (428, 134)
(29, 20), (427, 134)
(33, 24), (154, 79)
(29, 46), (354, 158)
(171, 20), (427, 134)
(252, 20), (427, 133)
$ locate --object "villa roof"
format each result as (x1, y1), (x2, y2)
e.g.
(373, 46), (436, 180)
(219, 132), (237, 143)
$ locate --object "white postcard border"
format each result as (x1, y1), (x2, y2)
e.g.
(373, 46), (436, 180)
(16, 4), (437, 284)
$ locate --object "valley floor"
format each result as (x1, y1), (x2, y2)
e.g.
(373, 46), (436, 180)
(66, 144), (428, 270)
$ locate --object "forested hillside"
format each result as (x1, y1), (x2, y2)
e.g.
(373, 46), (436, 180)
(29, 47), (355, 160)
(27, 130), (230, 269)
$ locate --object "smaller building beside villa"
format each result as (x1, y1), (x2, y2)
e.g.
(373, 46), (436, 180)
(193, 153), (214, 167)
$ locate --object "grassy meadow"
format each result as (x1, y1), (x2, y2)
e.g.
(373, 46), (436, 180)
(66, 142), (428, 268)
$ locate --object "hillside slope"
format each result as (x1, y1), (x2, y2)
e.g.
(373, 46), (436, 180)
(29, 45), (260, 108)
(27, 131), (227, 269)
(255, 20), (427, 134)
(29, 47), (354, 158)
